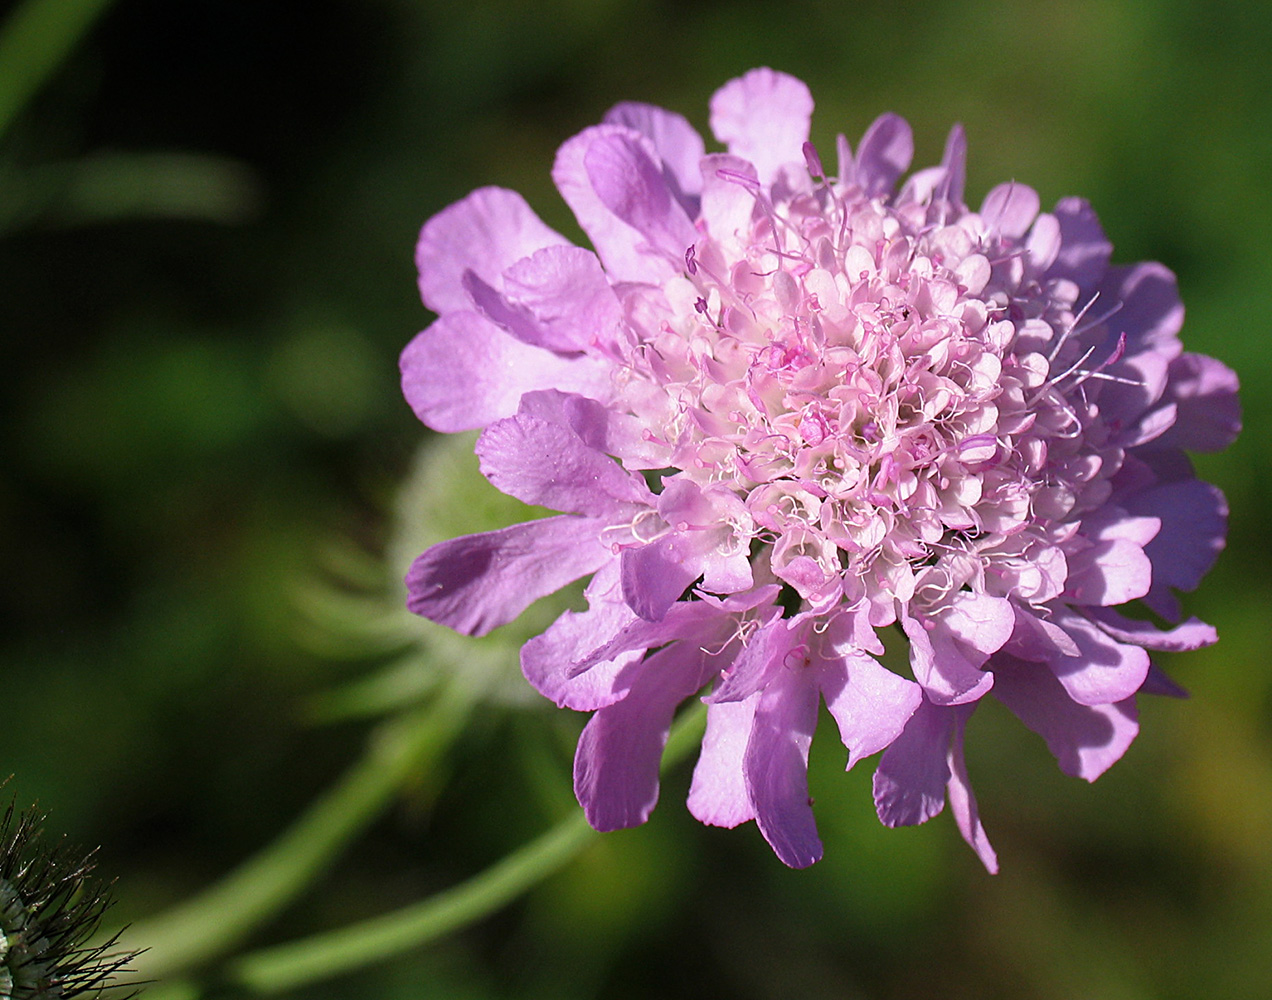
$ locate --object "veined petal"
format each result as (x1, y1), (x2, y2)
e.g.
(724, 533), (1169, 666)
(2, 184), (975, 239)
(688, 694), (759, 828)
(553, 125), (678, 284)
(992, 655), (1139, 782)
(854, 113), (913, 197)
(817, 653), (922, 769)
(709, 68), (813, 185)
(416, 187), (567, 314)
(406, 515), (610, 636)
(502, 246), (625, 354)
(1085, 606), (1218, 652)
(521, 562), (642, 711)
(401, 312), (610, 433)
(477, 411), (653, 517)
(745, 665), (823, 868)
(575, 641), (720, 831)
(873, 699), (955, 827)
(584, 130), (698, 261)
(603, 101), (706, 208)
(1045, 607), (1150, 706)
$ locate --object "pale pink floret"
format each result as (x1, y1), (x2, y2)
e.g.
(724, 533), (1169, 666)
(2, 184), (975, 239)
(401, 68), (1238, 869)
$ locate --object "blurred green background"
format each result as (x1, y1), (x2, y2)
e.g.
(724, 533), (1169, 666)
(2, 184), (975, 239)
(1, 0), (1270, 997)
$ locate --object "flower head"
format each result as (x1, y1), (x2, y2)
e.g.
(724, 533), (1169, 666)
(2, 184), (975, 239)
(402, 69), (1239, 870)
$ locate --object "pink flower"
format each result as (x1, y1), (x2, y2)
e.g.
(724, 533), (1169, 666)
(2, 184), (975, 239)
(402, 69), (1239, 870)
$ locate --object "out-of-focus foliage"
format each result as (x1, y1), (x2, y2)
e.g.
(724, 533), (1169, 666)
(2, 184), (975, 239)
(1, 0), (1269, 998)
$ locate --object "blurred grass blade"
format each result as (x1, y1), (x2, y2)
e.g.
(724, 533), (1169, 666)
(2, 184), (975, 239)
(122, 679), (479, 980)
(0, 0), (116, 140)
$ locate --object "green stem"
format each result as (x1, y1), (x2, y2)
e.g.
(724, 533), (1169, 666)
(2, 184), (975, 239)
(0, 0), (116, 140)
(232, 811), (596, 995)
(224, 701), (708, 995)
(153, 701), (708, 997)
(124, 681), (477, 980)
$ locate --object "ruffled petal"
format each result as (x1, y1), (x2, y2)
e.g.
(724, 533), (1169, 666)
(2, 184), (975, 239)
(946, 705), (997, 873)
(400, 311), (610, 433)
(1046, 197), (1112, 292)
(406, 515), (611, 636)
(476, 411), (653, 517)
(603, 101), (706, 208)
(688, 695), (759, 828)
(709, 68), (813, 185)
(416, 187), (567, 314)
(873, 699), (954, 827)
(1126, 479), (1228, 620)
(520, 563), (641, 710)
(1045, 606), (1150, 706)
(574, 642), (719, 831)
(992, 655), (1139, 781)
(745, 666), (823, 868)
(853, 113), (913, 197)
(620, 533), (703, 621)
(902, 602), (998, 706)
(981, 182), (1040, 240)
(553, 125), (677, 284)
(1152, 353), (1241, 453)
(817, 653), (922, 769)
(1084, 606), (1218, 652)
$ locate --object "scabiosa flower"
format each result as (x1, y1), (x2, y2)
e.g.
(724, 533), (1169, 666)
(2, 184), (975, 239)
(402, 69), (1239, 870)
(0, 802), (137, 998)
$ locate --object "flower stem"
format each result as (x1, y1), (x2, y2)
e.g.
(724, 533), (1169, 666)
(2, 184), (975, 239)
(123, 679), (478, 980)
(154, 700), (708, 997)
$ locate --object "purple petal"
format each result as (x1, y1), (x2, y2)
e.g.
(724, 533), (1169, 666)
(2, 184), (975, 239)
(936, 124), (967, 206)
(817, 653), (922, 768)
(1126, 479), (1228, 620)
(620, 533), (704, 621)
(574, 641), (719, 831)
(873, 699), (954, 827)
(981, 182), (1040, 240)
(707, 614), (792, 704)
(1045, 607), (1150, 706)
(946, 706), (998, 873)
(901, 606), (996, 706)
(1084, 606), (1218, 652)
(1140, 664), (1189, 698)
(476, 412), (652, 517)
(553, 125), (677, 284)
(416, 187), (567, 314)
(400, 312), (610, 433)
(699, 153), (761, 246)
(1003, 605), (1081, 662)
(406, 515), (610, 636)
(1046, 197), (1112, 292)
(501, 246), (625, 354)
(688, 695), (759, 828)
(992, 655), (1139, 782)
(584, 131), (698, 262)
(854, 114), (913, 197)
(709, 68), (814, 185)
(603, 101), (706, 208)
(745, 666), (823, 868)
(1063, 538), (1154, 606)
(1152, 353), (1241, 453)
(516, 390), (674, 471)
(520, 562), (642, 710)
(1101, 262), (1184, 350)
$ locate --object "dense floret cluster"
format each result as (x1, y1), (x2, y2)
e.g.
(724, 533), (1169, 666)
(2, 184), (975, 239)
(401, 69), (1239, 869)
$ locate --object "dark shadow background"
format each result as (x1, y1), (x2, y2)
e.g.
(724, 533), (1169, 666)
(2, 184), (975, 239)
(2, 1), (1270, 997)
